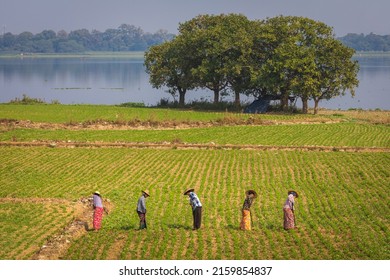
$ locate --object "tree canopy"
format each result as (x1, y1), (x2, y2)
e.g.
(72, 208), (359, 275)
(144, 14), (359, 113)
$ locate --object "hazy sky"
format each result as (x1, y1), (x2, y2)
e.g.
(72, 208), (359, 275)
(1, 0), (389, 36)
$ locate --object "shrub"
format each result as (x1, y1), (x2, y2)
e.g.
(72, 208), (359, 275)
(8, 94), (46, 105)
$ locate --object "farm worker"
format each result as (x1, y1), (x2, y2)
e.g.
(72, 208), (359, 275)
(137, 190), (150, 229)
(92, 191), (108, 230)
(184, 188), (202, 230)
(240, 190), (257, 230)
(283, 190), (299, 230)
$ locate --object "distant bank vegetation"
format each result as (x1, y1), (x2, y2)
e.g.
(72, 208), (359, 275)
(0, 22), (389, 54)
(0, 24), (174, 53)
(339, 33), (390, 52)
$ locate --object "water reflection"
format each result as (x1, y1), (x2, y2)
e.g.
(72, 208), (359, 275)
(0, 56), (389, 110)
(320, 56), (390, 110)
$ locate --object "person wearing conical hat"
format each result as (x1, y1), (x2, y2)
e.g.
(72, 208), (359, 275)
(137, 190), (150, 229)
(183, 188), (202, 230)
(92, 191), (108, 231)
(283, 190), (299, 230)
(240, 190), (257, 230)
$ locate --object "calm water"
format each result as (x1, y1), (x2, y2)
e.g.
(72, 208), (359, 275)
(0, 56), (389, 110)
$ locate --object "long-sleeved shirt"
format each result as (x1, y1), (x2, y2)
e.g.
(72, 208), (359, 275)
(283, 194), (295, 210)
(137, 195), (146, 213)
(93, 194), (103, 208)
(242, 197), (254, 211)
(188, 192), (202, 211)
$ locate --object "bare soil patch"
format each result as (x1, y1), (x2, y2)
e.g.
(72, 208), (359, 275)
(0, 118), (343, 131)
(2, 197), (114, 260)
(1, 140), (388, 153)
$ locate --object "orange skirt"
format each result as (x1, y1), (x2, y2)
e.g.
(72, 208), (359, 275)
(240, 209), (251, 230)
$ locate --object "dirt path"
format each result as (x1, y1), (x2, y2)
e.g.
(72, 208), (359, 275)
(0, 118), (343, 131)
(1, 140), (388, 153)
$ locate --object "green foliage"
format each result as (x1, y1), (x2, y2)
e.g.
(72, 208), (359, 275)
(1, 122), (389, 148)
(117, 102), (145, 108)
(144, 39), (196, 106)
(255, 16), (359, 114)
(155, 98), (248, 112)
(8, 94), (46, 105)
(0, 202), (74, 259)
(0, 104), (241, 123)
(0, 106), (388, 260)
(1, 148), (388, 259)
(144, 14), (359, 113)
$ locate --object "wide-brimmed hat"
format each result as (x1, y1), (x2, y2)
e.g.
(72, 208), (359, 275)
(183, 188), (194, 195)
(246, 190), (258, 198)
(94, 191), (101, 196)
(142, 190), (150, 197)
(288, 190), (299, 198)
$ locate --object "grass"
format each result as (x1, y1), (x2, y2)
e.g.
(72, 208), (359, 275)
(0, 200), (75, 259)
(1, 122), (390, 148)
(0, 105), (389, 260)
(1, 104), (388, 124)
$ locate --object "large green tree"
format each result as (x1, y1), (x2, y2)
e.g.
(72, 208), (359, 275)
(252, 16), (359, 113)
(309, 38), (359, 114)
(144, 37), (196, 106)
(177, 14), (229, 104)
(222, 15), (261, 107)
(145, 14), (359, 112)
(178, 14), (257, 105)
(252, 16), (320, 111)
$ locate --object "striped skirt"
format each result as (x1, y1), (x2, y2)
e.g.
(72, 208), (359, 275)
(283, 207), (295, 230)
(93, 207), (104, 230)
(137, 211), (147, 229)
(240, 209), (251, 230)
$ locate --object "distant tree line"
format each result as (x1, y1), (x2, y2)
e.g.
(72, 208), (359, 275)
(338, 33), (390, 51)
(0, 24), (175, 53)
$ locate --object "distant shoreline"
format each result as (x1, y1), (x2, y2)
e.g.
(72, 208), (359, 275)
(354, 51), (390, 57)
(0, 51), (390, 59)
(0, 51), (145, 59)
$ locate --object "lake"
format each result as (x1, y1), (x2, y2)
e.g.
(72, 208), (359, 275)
(0, 55), (389, 110)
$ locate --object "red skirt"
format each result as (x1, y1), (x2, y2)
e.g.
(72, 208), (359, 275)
(93, 207), (104, 230)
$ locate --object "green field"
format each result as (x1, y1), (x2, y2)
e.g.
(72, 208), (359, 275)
(0, 105), (389, 260)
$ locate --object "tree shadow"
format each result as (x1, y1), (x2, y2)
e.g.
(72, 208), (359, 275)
(120, 225), (135, 230)
(167, 224), (193, 230)
(225, 224), (240, 230)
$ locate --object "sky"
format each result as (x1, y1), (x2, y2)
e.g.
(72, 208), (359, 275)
(1, 0), (389, 37)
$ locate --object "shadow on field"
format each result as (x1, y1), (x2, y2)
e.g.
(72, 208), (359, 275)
(167, 224), (193, 230)
(120, 225), (138, 230)
(225, 224), (240, 230)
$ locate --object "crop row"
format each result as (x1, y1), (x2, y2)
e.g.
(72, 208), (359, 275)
(0, 147), (388, 259)
(0, 104), (349, 123)
(0, 200), (74, 259)
(1, 122), (389, 148)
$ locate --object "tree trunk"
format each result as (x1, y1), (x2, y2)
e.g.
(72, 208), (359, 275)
(313, 99), (320, 114)
(234, 90), (240, 108)
(178, 88), (186, 107)
(281, 93), (289, 112)
(213, 89), (220, 104)
(301, 96), (309, 114)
